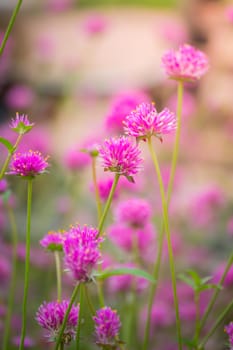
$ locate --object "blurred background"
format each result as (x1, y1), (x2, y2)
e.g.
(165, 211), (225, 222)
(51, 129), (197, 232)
(1, 0), (233, 349)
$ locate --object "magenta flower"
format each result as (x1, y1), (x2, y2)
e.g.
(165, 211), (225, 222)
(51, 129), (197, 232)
(105, 90), (150, 134)
(9, 113), (34, 134)
(36, 300), (79, 344)
(225, 322), (233, 348)
(124, 102), (176, 142)
(0, 179), (8, 193)
(8, 150), (49, 178)
(161, 44), (209, 82)
(40, 231), (64, 252)
(63, 224), (102, 282)
(5, 85), (35, 110)
(93, 306), (121, 347)
(83, 14), (108, 36)
(98, 136), (143, 181)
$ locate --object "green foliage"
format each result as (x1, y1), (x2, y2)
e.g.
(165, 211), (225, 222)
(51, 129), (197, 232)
(95, 267), (156, 283)
(78, 0), (176, 8)
(178, 269), (222, 294)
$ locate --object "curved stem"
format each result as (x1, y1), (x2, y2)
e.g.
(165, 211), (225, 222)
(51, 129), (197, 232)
(0, 0), (23, 55)
(84, 285), (95, 316)
(19, 179), (33, 350)
(147, 137), (182, 350)
(97, 173), (120, 237)
(199, 252), (233, 333)
(198, 298), (233, 349)
(54, 283), (80, 350)
(0, 134), (23, 180)
(167, 80), (183, 204)
(2, 206), (18, 350)
(76, 284), (84, 350)
(91, 157), (102, 221)
(54, 252), (62, 302)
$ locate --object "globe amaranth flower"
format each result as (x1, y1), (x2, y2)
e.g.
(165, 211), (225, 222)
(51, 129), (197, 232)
(124, 102), (176, 142)
(93, 306), (121, 348)
(98, 136), (143, 182)
(225, 322), (233, 349)
(9, 113), (34, 134)
(63, 224), (102, 282)
(36, 300), (79, 344)
(161, 44), (209, 82)
(8, 150), (49, 178)
(40, 231), (64, 252)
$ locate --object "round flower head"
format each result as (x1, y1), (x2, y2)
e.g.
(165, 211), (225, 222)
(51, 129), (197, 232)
(124, 103), (176, 142)
(161, 44), (209, 82)
(8, 150), (49, 178)
(36, 300), (79, 344)
(98, 136), (143, 182)
(9, 113), (34, 134)
(225, 322), (233, 348)
(93, 306), (121, 347)
(63, 224), (102, 282)
(40, 231), (64, 252)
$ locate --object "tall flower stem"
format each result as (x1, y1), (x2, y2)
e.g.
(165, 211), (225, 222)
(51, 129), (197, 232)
(19, 178), (33, 350)
(143, 81), (184, 350)
(76, 284), (84, 350)
(198, 298), (233, 350)
(194, 291), (201, 344)
(84, 285), (95, 316)
(0, 134), (23, 180)
(199, 252), (233, 334)
(0, 0), (23, 55)
(147, 136), (182, 350)
(54, 252), (62, 302)
(91, 157), (102, 222)
(54, 283), (80, 350)
(2, 206), (18, 350)
(97, 173), (120, 237)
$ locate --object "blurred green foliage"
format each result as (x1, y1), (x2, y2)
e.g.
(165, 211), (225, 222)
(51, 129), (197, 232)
(78, 0), (176, 8)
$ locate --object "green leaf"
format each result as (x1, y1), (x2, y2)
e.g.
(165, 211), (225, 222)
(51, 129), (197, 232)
(0, 137), (14, 153)
(185, 269), (202, 286)
(95, 267), (156, 284)
(198, 283), (222, 292)
(181, 337), (197, 348)
(178, 273), (195, 289)
(200, 276), (212, 285)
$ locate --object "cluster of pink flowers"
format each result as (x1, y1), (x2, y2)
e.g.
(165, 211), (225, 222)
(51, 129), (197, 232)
(93, 307), (121, 347)
(40, 231), (64, 252)
(225, 322), (233, 349)
(9, 151), (49, 178)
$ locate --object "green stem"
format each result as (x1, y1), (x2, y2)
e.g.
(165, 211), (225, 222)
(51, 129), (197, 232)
(84, 285), (96, 316)
(0, 0), (23, 55)
(198, 298), (233, 349)
(142, 81), (184, 350)
(0, 134), (23, 180)
(54, 283), (80, 350)
(147, 137), (182, 350)
(97, 173), (120, 237)
(91, 157), (102, 221)
(76, 284), (84, 350)
(54, 252), (62, 302)
(194, 291), (200, 344)
(19, 179), (33, 350)
(2, 206), (18, 350)
(199, 252), (233, 333)
(167, 80), (184, 204)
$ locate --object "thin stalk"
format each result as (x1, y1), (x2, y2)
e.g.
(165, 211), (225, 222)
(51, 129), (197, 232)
(198, 298), (233, 349)
(91, 157), (102, 221)
(54, 252), (62, 302)
(84, 285), (95, 316)
(60, 344), (64, 350)
(97, 173), (120, 237)
(76, 284), (84, 350)
(199, 252), (233, 333)
(147, 137), (182, 350)
(19, 179), (33, 350)
(0, 0), (23, 55)
(194, 292), (200, 344)
(167, 80), (184, 204)
(0, 134), (23, 180)
(54, 283), (80, 350)
(2, 206), (18, 350)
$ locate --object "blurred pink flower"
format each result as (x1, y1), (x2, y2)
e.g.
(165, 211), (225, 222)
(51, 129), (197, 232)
(167, 91), (196, 119)
(83, 14), (108, 36)
(227, 217), (233, 236)
(64, 147), (90, 172)
(5, 85), (35, 110)
(105, 90), (150, 134)
(12, 336), (35, 347)
(46, 0), (73, 12)
(159, 20), (188, 46)
(213, 263), (233, 287)
(225, 6), (233, 23)
(90, 176), (119, 202)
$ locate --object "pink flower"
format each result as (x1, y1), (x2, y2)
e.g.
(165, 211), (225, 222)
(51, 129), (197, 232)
(8, 151), (49, 178)
(225, 6), (233, 23)
(161, 44), (209, 82)
(9, 113), (34, 134)
(63, 224), (102, 282)
(12, 336), (35, 347)
(40, 231), (64, 252)
(98, 136), (143, 181)
(90, 176), (119, 202)
(5, 85), (35, 110)
(83, 14), (108, 36)
(105, 90), (150, 134)
(36, 300), (79, 344)
(225, 322), (233, 348)
(64, 147), (90, 171)
(93, 307), (121, 347)
(0, 179), (8, 193)
(124, 103), (176, 142)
